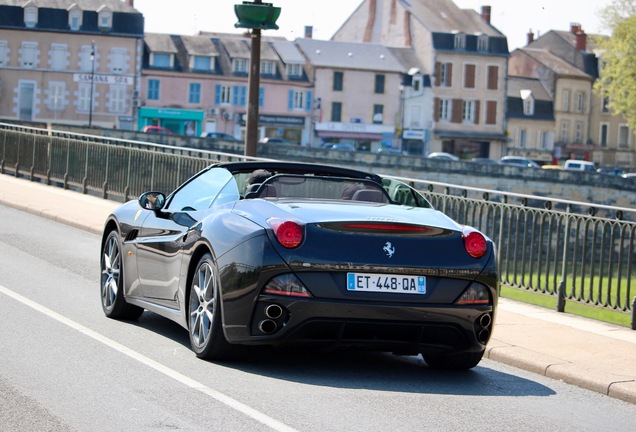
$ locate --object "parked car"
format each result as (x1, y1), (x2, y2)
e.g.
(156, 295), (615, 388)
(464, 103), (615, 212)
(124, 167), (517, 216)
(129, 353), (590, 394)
(563, 159), (596, 172)
(376, 147), (405, 155)
(141, 125), (173, 135)
(596, 167), (624, 176)
(258, 137), (297, 145)
(427, 152), (459, 161)
(201, 132), (241, 143)
(623, 173), (636, 179)
(498, 156), (541, 168)
(541, 164), (563, 170)
(100, 161), (497, 369)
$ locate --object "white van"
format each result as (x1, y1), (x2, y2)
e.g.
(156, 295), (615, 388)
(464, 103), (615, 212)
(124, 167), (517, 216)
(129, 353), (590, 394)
(564, 159), (596, 172)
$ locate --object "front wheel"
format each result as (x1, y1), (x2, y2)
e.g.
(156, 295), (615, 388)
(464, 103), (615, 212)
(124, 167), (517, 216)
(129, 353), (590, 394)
(188, 253), (241, 360)
(100, 230), (144, 320)
(422, 350), (485, 370)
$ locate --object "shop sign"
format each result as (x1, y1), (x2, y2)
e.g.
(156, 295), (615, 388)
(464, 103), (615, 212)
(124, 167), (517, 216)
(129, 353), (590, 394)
(73, 74), (133, 85)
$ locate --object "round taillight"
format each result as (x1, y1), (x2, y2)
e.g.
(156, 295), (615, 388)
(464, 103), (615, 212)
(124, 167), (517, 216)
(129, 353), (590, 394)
(269, 220), (304, 248)
(463, 230), (488, 258)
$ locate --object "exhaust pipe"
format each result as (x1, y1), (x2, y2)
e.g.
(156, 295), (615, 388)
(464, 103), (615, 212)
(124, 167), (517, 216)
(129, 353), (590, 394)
(258, 319), (277, 334)
(265, 304), (283, 319)
(478, 328), (490, 344)
(479, 313), (492, 328)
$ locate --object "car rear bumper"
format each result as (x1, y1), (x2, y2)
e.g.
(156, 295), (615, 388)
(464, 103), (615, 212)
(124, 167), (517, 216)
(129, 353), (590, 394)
(224, 296), (495, 355)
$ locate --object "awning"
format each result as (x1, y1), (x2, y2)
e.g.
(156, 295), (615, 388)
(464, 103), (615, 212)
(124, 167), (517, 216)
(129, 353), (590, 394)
(317, 131), (383, 140)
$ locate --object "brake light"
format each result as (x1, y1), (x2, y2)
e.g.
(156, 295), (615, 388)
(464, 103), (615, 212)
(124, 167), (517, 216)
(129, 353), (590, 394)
(455, 283), (491, 305)
(463, 228), (487, 258)
(268, 219), (304, 248)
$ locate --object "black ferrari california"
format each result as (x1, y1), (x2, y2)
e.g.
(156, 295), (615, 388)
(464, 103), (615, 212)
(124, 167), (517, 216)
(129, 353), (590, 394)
(100, 161), (497, 369)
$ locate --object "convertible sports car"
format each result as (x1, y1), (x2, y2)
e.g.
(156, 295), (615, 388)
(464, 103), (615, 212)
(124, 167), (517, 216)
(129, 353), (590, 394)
(100, 161), (498, 369)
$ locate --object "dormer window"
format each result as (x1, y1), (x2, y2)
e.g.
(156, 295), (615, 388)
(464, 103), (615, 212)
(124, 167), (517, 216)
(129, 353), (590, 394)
(98, 8), (112, 30)
(192, 55), (212, 71)
(68, 7), (82, 31)
(24, 3), (38, 28)
(521, 90), (535, 116)
(151, 52), (172, 68)
(412, 76), (422, 93)
(286, 63), (303, 78)
(454, 33), (465, 49)
(260, 60), (275, 75)
(477, 35), (489, 51)
(233, 58), (248, 73)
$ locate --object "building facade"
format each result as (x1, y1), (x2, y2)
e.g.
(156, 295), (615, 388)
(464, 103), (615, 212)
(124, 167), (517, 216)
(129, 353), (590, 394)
(332, 0), (509, 159)
(0, 0), (143, 129)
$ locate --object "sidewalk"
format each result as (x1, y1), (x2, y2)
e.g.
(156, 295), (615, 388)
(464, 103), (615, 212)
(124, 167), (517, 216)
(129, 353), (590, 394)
(1, 173), (635, 404)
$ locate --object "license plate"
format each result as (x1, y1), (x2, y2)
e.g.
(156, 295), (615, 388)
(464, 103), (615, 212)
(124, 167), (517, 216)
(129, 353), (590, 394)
(347, 273), (427, 294)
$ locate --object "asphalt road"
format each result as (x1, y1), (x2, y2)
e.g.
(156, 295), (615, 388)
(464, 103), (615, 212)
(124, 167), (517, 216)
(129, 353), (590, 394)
(2, 205), (636, 432)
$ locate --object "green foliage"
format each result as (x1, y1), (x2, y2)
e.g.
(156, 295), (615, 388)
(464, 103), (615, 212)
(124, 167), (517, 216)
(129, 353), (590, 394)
(594, 1), (636, 129)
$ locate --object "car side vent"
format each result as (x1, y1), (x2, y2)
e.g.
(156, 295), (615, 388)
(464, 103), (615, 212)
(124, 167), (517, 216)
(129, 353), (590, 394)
(124, 229), (139, 242)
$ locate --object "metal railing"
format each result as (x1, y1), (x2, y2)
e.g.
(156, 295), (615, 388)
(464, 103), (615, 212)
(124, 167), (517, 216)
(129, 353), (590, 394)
(1, 123), (635, 328)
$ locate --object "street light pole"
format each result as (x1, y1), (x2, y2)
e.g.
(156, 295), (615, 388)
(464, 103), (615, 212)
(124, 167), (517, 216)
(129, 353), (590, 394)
(89, 40), (95, 127)
(234, 0), (281, 156)
(245, 25), (262, 157)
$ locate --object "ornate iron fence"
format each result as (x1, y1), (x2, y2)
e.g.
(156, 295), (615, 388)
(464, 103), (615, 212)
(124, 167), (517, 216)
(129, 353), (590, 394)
(1, 123), (635, 328)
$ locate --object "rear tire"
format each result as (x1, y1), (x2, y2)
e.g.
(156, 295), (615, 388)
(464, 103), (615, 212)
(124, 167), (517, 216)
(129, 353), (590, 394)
(187, 253), (241, 360)
(422, 350), (485, 370)
(100, 230), (144, 320)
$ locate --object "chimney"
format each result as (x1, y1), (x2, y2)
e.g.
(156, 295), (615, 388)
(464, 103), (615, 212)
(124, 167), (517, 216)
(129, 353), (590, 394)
(527, 29), (534, 45)
(570, 22), (581, 34)
(481, 5), (491, 24)
(125, 0), (135, 6)
(304, 25), (313, 39)
(575, 30), (587, 51)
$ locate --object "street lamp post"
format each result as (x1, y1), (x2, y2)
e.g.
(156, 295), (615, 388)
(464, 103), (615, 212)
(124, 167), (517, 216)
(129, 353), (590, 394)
(89, 40), (95, 127)
(234, 1), (281, 156)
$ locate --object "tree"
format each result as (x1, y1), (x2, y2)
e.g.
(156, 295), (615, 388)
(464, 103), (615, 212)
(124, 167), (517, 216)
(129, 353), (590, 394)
(594, 1), (636, 129)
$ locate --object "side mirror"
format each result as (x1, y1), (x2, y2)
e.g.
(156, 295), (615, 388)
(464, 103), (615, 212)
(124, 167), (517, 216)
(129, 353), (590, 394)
(139, 192), (166, 210)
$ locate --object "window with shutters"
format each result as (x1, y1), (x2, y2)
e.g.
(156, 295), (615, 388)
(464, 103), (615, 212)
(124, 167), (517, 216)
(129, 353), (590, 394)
(79, 45), (92, 71)
(47, 82), (65, 111)
(540, 131), (553, 150)
(485, 101), (497, 124)
(50, 44), (67, 71)
(439, 98), (451, 122)
(560, 120), (569, 142)
(219, 85), (231, 104)
(486, 65), (499, 90)
(189, 83), (201, 104)
(439, 62), (452, 87)
(575, 91), (586, 113)
(562, 89), (570, 112)
(519, 129), (527, 148)
(20, 42), (37, 68)
(462, 100), (476, 123)
(111, 48), (126, 73)
(0, 41), (7, 67)
(463, 64), (476, 89)
(109, 85), (126, 113)
(77, 83), (91, 112)
(574, 121), (583, 143)
(147, 79), (160, 100)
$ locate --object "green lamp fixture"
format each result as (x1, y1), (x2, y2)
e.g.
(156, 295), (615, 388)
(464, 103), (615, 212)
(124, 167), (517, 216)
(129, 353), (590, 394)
(234, 1), (281, 30)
